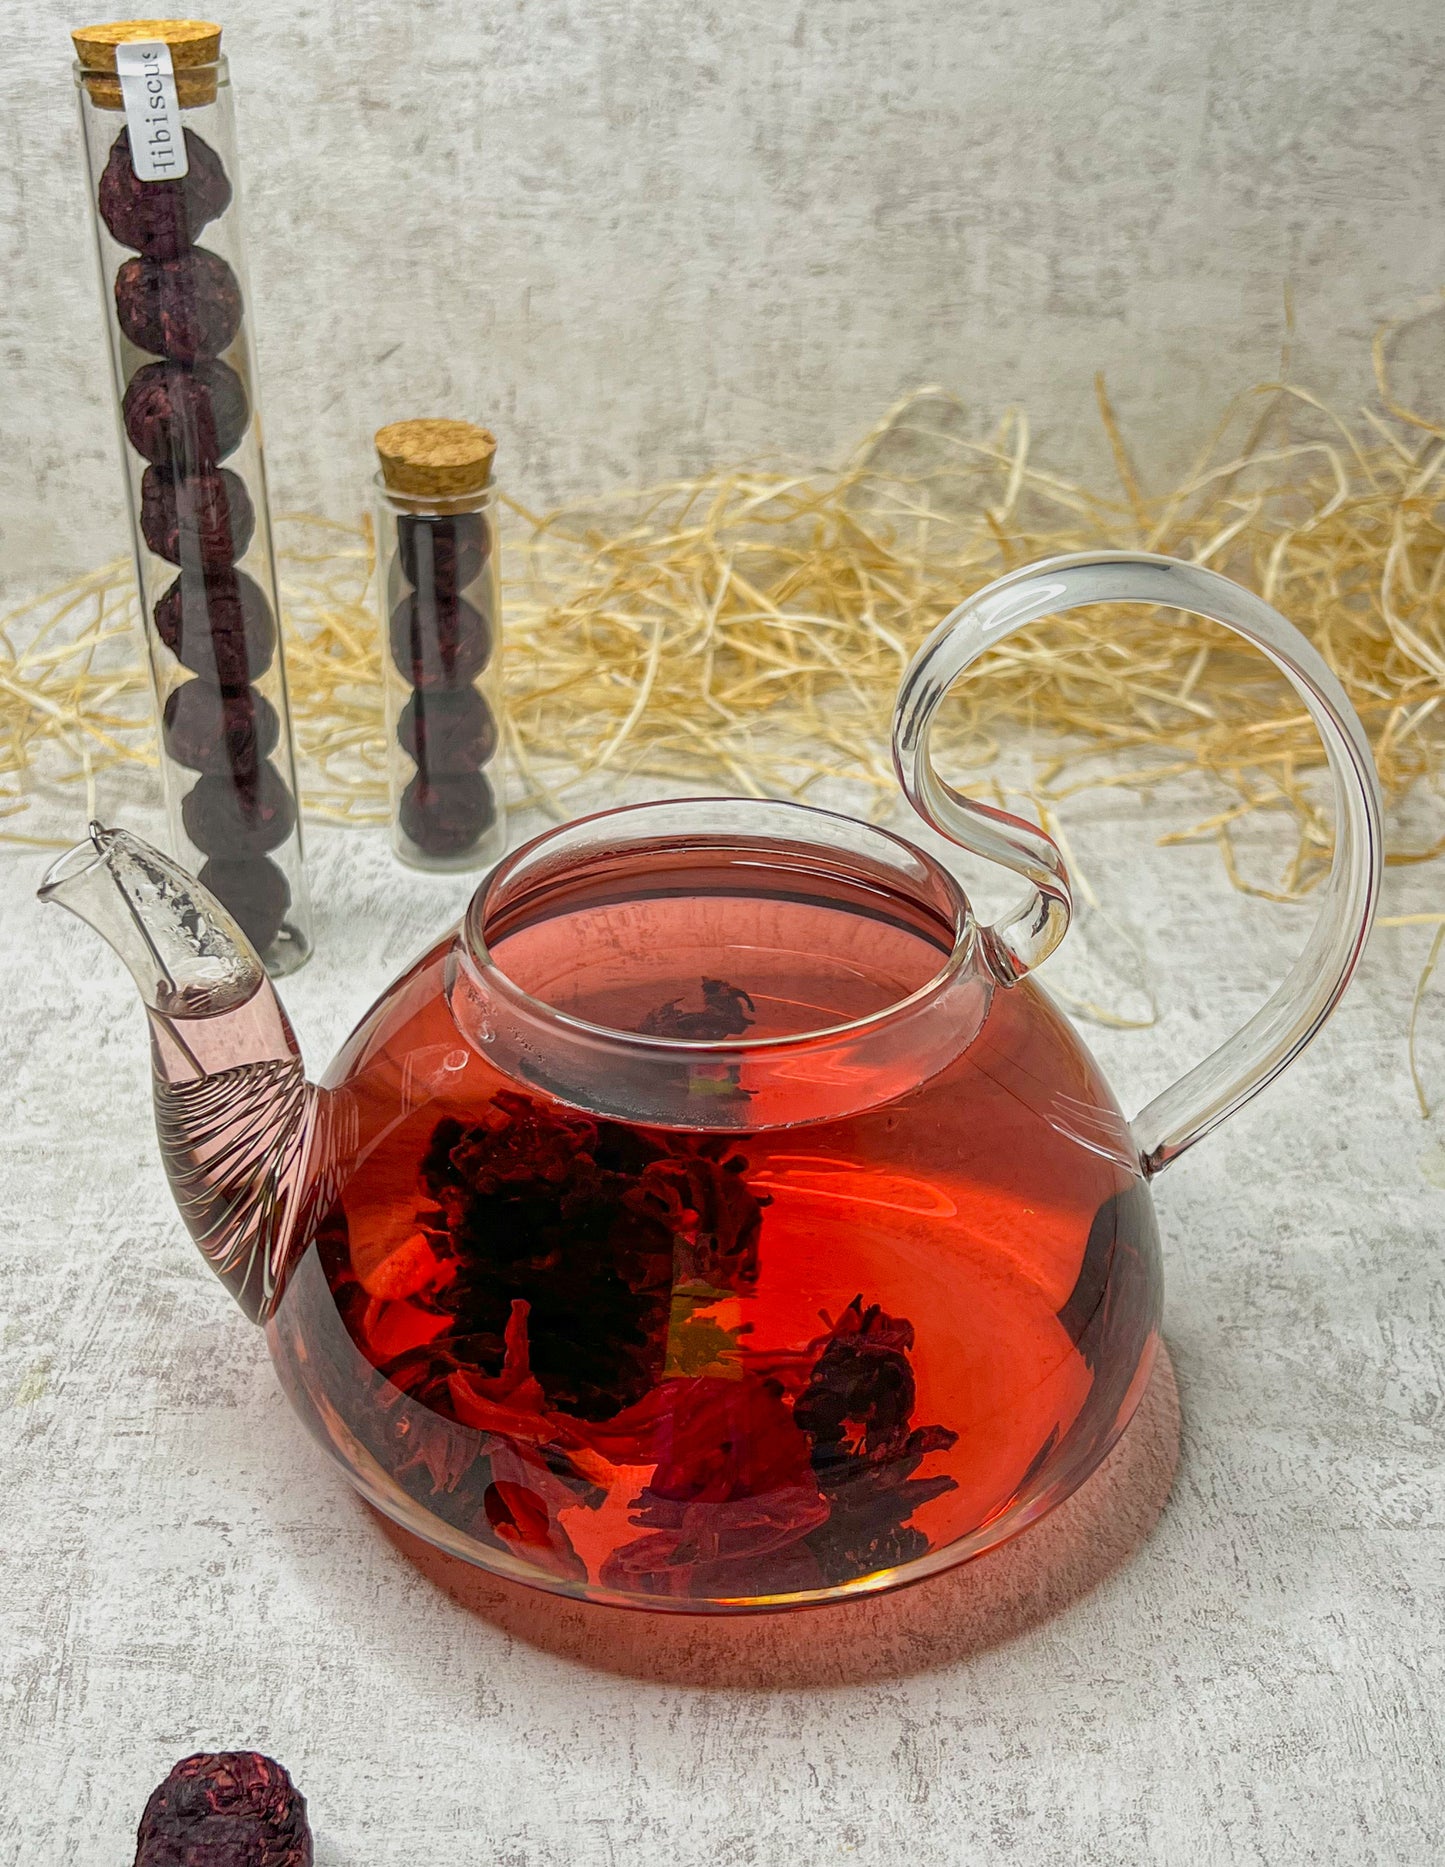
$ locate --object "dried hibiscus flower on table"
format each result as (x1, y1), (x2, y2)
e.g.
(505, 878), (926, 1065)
(133, 1751), (311, 1867)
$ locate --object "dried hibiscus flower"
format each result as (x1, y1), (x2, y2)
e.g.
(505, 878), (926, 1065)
(601, 1300), (956, 1597)
(397, 686), (499, 777)
(164, 681), (279, 776)
(314, 1082), (958, 1600)
(397, 510), (489, 594)
(153, 571), (276, 688)
(123, 359), (249, 471)
(133, 1751), (311, 1867)
(182, 762), (297, 857)
(639, 977), (756, 1040)
(198, 856), (291, 952)
(140, 466), (255, 572)
(389, 592), (492, 690)
(599, 1373), (829, 1597)
(99, 127), (232, 260)
(399, 770), (497, 856)
(115, 248), (243, 363)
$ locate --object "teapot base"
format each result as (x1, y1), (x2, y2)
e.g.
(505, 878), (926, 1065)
(273, 1280), (1161, 1615)
(267, 1057), (1161, 1612)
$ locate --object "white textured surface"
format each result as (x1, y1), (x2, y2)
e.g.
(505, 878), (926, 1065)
(5, 1), (1443, 1848)
(5, 0), (1445, 584)
(1, 761), (1441, 1865)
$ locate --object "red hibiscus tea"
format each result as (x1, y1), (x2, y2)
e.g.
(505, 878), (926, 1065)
(270, 833), (1159, 1608)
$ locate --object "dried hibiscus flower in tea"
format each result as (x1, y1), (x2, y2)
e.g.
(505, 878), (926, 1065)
(795, 1299), (959, 1584)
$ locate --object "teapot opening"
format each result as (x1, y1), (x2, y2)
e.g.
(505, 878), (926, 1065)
(471, 797), (972, 1046)
(449, 798), (990, 1129)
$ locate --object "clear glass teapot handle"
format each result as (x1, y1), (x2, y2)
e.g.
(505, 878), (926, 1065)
(892, 551), (1383, 1175)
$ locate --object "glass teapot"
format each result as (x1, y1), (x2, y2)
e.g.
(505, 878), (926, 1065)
(40, 553), (1381, 1613)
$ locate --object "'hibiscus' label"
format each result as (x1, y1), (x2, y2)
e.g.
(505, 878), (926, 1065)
(115, 41), (189, 182)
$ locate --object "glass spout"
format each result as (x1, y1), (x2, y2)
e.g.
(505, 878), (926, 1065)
(39, 823), (319, 1322)
(39, 822), (264, 1018)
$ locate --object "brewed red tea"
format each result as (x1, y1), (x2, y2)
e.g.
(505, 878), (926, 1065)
(269, 831), (1159, 1607)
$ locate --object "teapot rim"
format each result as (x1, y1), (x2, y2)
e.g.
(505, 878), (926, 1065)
(458, 793), (982, 1060)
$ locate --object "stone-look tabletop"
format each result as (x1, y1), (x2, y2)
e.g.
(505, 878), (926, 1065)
(1, 773), (1440, 1866)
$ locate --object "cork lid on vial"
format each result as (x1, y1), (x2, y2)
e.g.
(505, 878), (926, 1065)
(72, 20), (223, 108)
(375, 420), (499, 502)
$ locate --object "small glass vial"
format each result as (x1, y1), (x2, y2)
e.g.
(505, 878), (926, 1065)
(374, 420), (507, 872)
(73, 20), (312, 973)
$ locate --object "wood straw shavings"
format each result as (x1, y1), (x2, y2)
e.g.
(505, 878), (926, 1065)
(2, 361), (1442, 909)
(500, 375), (1445, 901)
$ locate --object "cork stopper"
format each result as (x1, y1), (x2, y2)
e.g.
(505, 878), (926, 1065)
(73, 20), (223, 109)
(375, 420), (498, 501)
